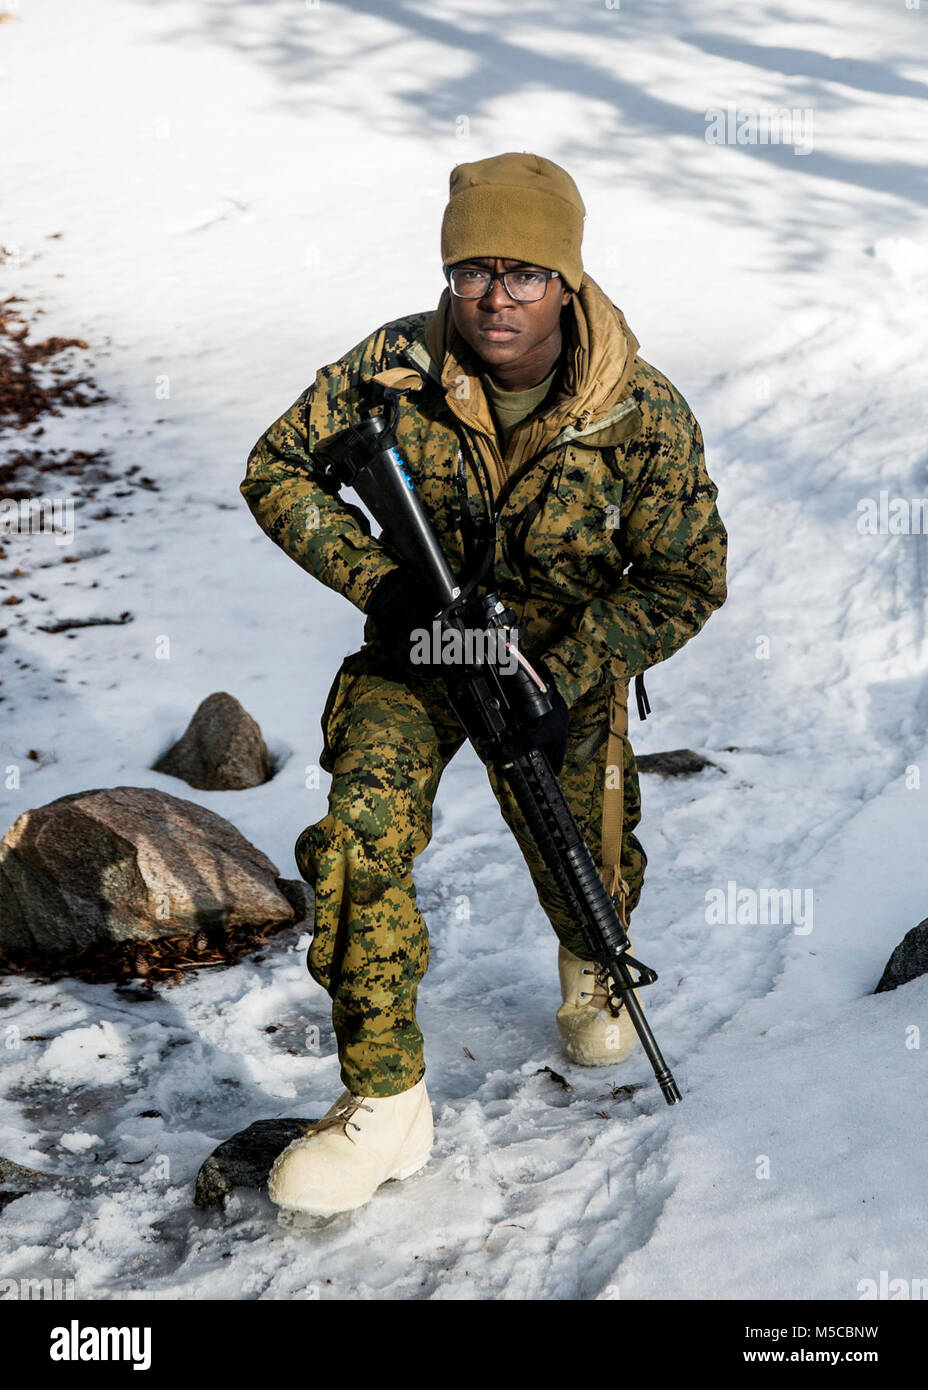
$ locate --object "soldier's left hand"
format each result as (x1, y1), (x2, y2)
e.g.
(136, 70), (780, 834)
(496, 654), (570, 775)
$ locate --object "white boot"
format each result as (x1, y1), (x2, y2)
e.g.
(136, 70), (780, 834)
(267, 1077), (433, 1216)
(556, 942), (641, 1067)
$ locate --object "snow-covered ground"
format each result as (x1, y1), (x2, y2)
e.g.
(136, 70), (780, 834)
(1, 0), (926, 1299)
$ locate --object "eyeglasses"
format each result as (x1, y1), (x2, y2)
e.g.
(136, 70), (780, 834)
(446, 264), (560, 302)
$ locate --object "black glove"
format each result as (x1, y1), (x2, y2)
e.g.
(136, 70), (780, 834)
(496, 653), (570, 776)
(364, 569), (439, 676)
(367, 575), (570, 769)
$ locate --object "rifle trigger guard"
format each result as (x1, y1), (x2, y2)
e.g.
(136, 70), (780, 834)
(602, 953), (659, 1017)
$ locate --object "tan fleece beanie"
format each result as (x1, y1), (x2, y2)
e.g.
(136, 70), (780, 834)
(440, 152), (585, 293)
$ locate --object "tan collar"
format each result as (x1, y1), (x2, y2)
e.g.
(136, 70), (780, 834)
(374, 273), (640, 495)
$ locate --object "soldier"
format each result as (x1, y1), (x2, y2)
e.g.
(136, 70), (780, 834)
(240, 152), (727, 1217)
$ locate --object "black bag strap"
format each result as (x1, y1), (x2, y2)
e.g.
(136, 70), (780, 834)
(635, 672), (650, 721)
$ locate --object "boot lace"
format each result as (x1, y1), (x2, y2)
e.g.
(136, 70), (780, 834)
(580, 966), (624, 1018)
(297, 1095), (374, 1145)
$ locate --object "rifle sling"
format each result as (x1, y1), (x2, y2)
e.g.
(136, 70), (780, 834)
(600, 680), (629, 903)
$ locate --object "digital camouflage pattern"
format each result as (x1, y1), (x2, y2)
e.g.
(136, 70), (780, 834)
(291, 645), (646, 1095)
(241, 272), (727, 1096)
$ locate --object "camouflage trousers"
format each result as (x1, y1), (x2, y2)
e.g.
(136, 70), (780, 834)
(295, 644), (647, 1097)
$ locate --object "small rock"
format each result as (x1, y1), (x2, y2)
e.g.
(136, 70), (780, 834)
(874, 918), (928, 993)
(636, 749), (722, 777)
(0, 1155), (62, 1211)
(194, 1118), (317, 1208)
(153, 692), (272, 790)
(535, 1066), (572, 1091)
(0, 786), (296, 957)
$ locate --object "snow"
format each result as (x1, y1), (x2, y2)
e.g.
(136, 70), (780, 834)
(1, 0), (927, 1300)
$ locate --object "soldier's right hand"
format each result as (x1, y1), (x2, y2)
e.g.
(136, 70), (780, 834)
(364, 569), (439, 676)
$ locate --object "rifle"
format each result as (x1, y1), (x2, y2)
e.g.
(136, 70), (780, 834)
(316, 414), (682, 1105)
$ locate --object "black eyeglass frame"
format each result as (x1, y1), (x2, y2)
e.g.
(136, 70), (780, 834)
(445, 262), (561, 302)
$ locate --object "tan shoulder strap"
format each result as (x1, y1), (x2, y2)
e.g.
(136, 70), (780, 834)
(600, 681), (629, 907)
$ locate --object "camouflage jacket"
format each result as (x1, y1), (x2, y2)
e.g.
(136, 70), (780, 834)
(240, 274), (727, 708)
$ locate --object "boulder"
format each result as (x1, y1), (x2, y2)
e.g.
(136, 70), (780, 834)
(874, 918), (928, 993)
(0, 786), (297, 957)
(636, 749), (723, 777)
(152, 691), (272, 790)
(194, 1118), (316, 1208)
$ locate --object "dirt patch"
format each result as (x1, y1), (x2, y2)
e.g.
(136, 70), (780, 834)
(0, 918), (305, 990)
(0, 243), (163, 512)
(0, 290), (107, 431)
(0, 244), (165, 673)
